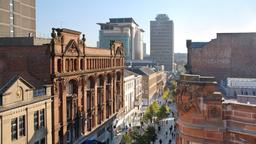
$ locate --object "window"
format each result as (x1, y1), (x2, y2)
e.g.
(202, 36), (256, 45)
(74, 59), (78, 71)
(34, 109), (45, 131)
(66, 127), (71, 143)
(40, 137), (46, 144)
(253, 91), (256, 96)
(67, 100), (71, 120)
(19, 115), (25, 136)
(34, 138), (45, 144)
(33, 88), (46, 97)
(34, 111), (39, 130)
(11, 118), (18, 140)
(67, 81), (75, 96)
(80, 59), (84, 70)
(57, 59), (62, 73)
(40, 109), (45, 127)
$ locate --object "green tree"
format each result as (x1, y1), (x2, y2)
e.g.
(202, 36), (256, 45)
(162, 89), (170, 100)
(157, 104), (170, 120)
(144, 126), (157, 143)
(143, 101), (159, 123)
(121, 131), (133, 144)
(131, 126), (157, 144)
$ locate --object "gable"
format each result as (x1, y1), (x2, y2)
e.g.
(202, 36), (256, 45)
(63, 40), (81, 56)
(1, 76), (34, 106)
(115, 46), (123, 56)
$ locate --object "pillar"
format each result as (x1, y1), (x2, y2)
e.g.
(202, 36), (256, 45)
(62, 80), (67, 144)
(103, 75), (106, 120)
(94, 76), (98, 128)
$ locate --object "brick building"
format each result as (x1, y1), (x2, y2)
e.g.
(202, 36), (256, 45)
(186, 33), (256, 81)
(0, 28), (125, 144)
(176, 74), (256, 144)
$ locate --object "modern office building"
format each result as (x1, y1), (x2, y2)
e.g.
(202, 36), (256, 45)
(186, 33), (256, 81)
(143, 42), (147, 58)
(150, 14), (174, 71)
(0, 0), (36, 37)
(98, 18), (144, 60)
(0, 28), (125, 144)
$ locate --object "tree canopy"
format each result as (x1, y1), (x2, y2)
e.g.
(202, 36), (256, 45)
(157, 104), (170, 120)
(143, 101), (159, 123)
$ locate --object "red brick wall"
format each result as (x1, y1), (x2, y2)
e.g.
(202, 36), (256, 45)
(188, 33), (256, 81)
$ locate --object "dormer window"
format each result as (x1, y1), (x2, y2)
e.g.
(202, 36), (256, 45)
(33, 88), (46, 97)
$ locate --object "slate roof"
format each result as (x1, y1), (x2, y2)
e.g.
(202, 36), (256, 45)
(190, 42), (208, 48)
(0, 75), (35, 94)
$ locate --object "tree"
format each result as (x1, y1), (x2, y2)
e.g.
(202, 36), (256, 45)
(144, 126), (157, 143)
(131, 126), (157, 144)
(157, 104), (170, 120)
(121, 131), (133, 144)
(143, 101), (159, 123)
(162, 89), (170, 100)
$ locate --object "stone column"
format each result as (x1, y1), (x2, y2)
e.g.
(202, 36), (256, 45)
(52, 88), (59, 144)
(103, 75), (106, 121)
(77, 78), (82, 135)
(121, 69), (124, 108)
(110, 75), (114, 115)
(62, 80), (67, 144)
(83, 76), (87, 134)
(62, 58), (65, 72)
(112, 72), (116, 113)
(94, 76), (98, 128)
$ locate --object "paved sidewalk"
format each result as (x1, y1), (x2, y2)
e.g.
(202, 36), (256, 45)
(154, 118), (176, 144)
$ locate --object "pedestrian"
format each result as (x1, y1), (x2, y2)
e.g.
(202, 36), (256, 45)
(169, 139), (172, 144)
(166, 131), (168, 138)
(158, 126), (161, 132)
(159, 139), (162, 144)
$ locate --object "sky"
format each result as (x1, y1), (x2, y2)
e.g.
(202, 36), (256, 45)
(36, 0), (256, 54)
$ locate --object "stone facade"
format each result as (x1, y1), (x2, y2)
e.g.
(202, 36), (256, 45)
(0, 28), (125, 144)
(222, 77), (256, 98)
(0, 76), (52, 144)
(186, 33), (256, 81)
(176, 74), (256, 144)
(128, 67), (165, 107)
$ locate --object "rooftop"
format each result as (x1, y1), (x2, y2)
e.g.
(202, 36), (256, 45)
(109, 18), (139, 26)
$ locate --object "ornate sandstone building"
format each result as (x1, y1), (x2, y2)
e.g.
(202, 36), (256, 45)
(0, 28), (125, 144)
(176, 74), (256, 144)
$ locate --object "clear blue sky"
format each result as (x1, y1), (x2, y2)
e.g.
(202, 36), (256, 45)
(37, 0), (256, 53)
